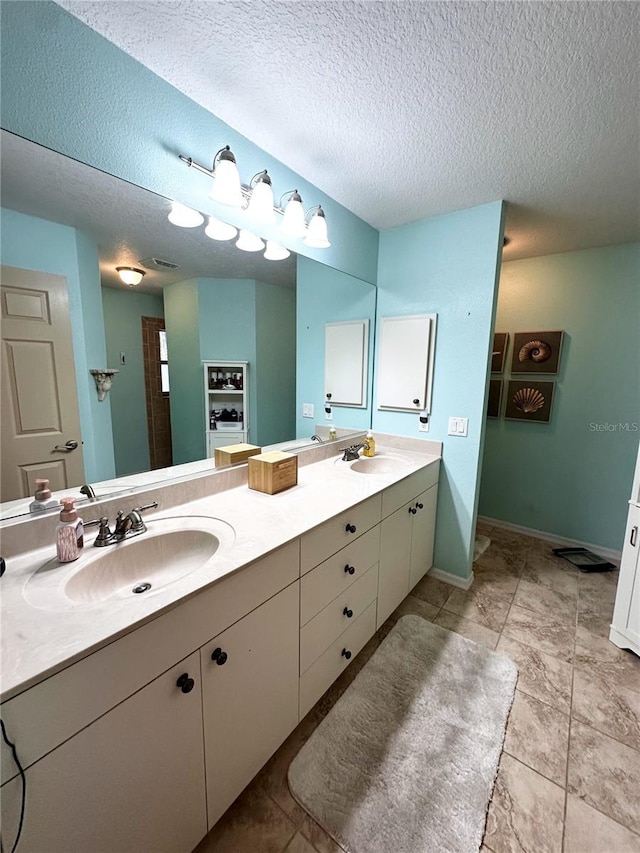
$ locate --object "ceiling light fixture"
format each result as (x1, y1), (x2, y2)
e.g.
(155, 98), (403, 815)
(236, 230), (265, 252)
(264, 240), (290, 261)
(205, 215), (238, 241)
(168, 201), (204, 228)
(178, 147), (330, 249)
(116, 266), (145, 287)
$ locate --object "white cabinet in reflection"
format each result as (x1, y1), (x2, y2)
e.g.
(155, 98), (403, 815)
(204, 360), (248, 456)
(376, 314), (437, 413)
(324, 320), (369, 407)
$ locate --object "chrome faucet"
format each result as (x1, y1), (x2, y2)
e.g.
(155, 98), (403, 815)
(80, 484), (96, 500)
(311, 434), (324, 443)
(86, 502), (158, 546)
(341, 442), (369, 462)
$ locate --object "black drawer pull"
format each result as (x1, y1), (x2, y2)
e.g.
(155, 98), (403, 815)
(409, 507), (417, 515)
(211, 647), (228, 665)
(176, 673), (195, 693)
(416, 502), (424, 510)
(344, 564), (356, 575)
(341, 648), (352, 660)
(345, 523), (357, 534)
(343, 607), (353, 618)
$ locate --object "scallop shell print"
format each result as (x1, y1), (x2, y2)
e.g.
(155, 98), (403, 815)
(513, 387), (545, 413)
(518, 339), (552, 363)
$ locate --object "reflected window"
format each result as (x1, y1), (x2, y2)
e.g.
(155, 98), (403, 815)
(159, 330), (170, 394)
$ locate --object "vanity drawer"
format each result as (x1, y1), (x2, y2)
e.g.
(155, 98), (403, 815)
(381, 461), (440, 518)
(300, 525), (380, 626)
(300, 563), (378, 674)
(300, 494), (381, 575)
(299, 600), (377, 719)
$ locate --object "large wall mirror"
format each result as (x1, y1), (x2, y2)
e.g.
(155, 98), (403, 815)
(0, 130), (376, 519)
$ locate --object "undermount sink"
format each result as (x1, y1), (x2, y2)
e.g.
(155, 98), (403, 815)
(341, 452), (414, 475)
(23, 515), (235, 611)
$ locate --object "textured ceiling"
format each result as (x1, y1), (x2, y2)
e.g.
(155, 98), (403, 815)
(56, 1), (639, 260)
(1, 131), (296, 293)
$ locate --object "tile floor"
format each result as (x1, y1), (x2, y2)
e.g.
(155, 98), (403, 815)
(195, 524), (640, 853)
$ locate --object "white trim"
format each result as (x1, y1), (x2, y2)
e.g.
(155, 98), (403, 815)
(428, 565), (474, 590)
(609, 626), (639, 657)
(478, 515), (622, 564)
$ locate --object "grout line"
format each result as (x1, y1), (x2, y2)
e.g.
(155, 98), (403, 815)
(561, 566), (580, 851)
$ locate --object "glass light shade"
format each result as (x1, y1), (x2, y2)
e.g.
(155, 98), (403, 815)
(304, 208), (331, 248)
(210, 158), (243, 207)
(246, 179), (275, 223)
(116, 267), (145, 286)
(205, 216), (238, 241)
(280, 194), (306, 237)
(167, 201), (204, 228)
(264, 241), (290, 261)
(236, 230), (265, 252)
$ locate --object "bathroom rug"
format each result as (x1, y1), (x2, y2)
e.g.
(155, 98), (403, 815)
(473, 534), (491, 562)
(288, 615), (517, 853)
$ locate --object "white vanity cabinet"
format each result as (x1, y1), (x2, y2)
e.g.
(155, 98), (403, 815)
(1, 652), (207, 853)
(610, 502), (640, 655)
(201, 582), (300, 828)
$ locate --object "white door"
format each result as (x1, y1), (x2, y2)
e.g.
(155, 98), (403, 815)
(1, 266), (85, 501)
(612, 504), (640, 647)
(201, 582), (299, 828)
(377, 502), (412, 627)
(376, 314), (433, 411)
(409, 484), (438, 589)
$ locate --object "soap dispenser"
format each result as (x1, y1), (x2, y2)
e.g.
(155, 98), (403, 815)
(56, 498), (84, 563)
(363, 431), (375, 457)
(29, 478), (58, 513)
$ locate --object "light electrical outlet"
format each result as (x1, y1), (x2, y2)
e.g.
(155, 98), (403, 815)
(302, 403), (314, 419)
(325, 409), (333, 421)
(418, 420), (429, 433)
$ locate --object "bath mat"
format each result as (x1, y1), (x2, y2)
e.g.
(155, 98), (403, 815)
(473, 534), (492, 562)
(288, 615), (517, 853)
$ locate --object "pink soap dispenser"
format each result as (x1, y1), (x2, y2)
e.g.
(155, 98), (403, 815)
(56, 497), (84, 563)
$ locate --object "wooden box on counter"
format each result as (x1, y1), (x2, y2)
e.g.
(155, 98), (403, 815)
(248, 451), (298, 494)
(214, 443), (262, 467)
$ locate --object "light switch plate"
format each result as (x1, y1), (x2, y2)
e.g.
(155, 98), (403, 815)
(302, 403), (314, 418)
(448, 417), (469, 437)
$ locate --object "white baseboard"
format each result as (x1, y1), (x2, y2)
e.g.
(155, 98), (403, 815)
(478, 515), (622, 564)
(428, 565), (474, 590)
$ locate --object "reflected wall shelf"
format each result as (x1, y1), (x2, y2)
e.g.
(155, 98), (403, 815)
(204, 361), (249, 456)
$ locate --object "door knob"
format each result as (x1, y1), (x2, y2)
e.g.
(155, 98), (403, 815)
(53, 439), (79, 453)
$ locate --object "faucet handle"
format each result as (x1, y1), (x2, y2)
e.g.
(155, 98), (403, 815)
(86, 516), (112, 546)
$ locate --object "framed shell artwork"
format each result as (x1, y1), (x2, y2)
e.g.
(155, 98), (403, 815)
(491, 333), (509, 373)
(487, 379), (503, 418)
(510, 330), (564, 374)
(505, 380), (555, 423)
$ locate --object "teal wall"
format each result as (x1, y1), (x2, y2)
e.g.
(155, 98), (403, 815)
(479, 243), (640, 551)
(102, 287), (164, 476)
(374, 202), (506, 580)
(296, 256), (377, 438)
(1, 1), (378, 284)
(0, 207), (115, 483)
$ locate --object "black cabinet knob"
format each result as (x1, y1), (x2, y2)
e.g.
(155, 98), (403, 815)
(341, 648), (352, 660)
(413, 398), (420, 406)
(416, 502), (424, 510)
(176, 673), (195, 693)
(409, 506), (417, 515)
(211, 647), (228, 665)
(345, 523), (357, 534)
(343, 607), (353, 618)
(344, 564), (356, 575)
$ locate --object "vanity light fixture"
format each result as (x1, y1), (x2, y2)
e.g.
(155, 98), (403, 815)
(209, 146), (244, 207)
(205, 215), (238, 241)
(246, 170), (275, 224)
(235, 230), (265, 252)
(167, 201), (204, 228)
(264, 240), (290, 261)
(280, 190), (307, 238)
(116, 266), (145, 287)
(303, 205), (331, 248)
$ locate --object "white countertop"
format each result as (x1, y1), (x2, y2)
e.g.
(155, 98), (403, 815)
(1, 445), (440, 702)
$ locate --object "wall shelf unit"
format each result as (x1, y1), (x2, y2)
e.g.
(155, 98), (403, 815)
(204, 361), (249, 457)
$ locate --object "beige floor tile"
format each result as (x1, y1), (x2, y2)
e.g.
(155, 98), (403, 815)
(572, 668), (640, 752)
(472, 564), (520, 598)
(568, 719), (640, 835)
(475, 549), (526, 576)
(442, 586), (511, 632)
(496, 636), (572, 714)
(502, 604), (575, 663)
(484, 754), (564, 853)
(410, 573), (454, 608)
(563, 795), (640, 853)
(284, 831), (320, 853)
(390, 593), (439, 623)
(574, 626), (640, 694)
(512, 578), (577, 624)
(195, 780), (297, 853)
(503, 690), (569, 785)
(521, 554), (579, 597)
(433, 608), (500, 650)
(298, 814), (344, 853)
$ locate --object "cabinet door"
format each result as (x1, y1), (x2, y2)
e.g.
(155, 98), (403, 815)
(201, 582), (299, 829)
(324, 320), (368, 407)
(409, 484), (438, 589)
(377, 502), (412, 628)
(612, 504), (640, 647)
(0, 652), (206, 853)
(376, 315), (433, 411)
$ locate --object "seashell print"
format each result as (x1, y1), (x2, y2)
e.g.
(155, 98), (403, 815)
(518, 339), (552, 363)
(513, 387), (545, 413)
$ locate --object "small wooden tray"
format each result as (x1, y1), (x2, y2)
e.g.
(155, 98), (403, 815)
(248, 451), (298, 494)
(214, 443), (262, 467)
